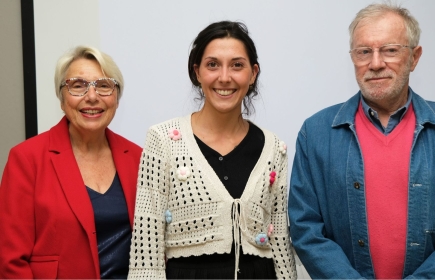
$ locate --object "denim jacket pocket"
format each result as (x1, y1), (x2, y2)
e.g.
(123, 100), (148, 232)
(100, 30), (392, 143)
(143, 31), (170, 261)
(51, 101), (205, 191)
(30, 255), (59, 279)
(425, 229), (435, 241)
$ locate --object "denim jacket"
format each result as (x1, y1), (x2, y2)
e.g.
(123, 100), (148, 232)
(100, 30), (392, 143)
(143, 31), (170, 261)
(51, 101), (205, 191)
(289, 90), (435, 279)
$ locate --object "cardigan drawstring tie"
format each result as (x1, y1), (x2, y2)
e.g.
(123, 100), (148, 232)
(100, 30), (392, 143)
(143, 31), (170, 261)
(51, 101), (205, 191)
(232, 199), (247, 280)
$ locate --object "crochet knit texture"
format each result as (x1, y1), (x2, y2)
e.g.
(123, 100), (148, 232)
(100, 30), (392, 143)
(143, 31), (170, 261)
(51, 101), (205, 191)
(128, 115), (297, 279)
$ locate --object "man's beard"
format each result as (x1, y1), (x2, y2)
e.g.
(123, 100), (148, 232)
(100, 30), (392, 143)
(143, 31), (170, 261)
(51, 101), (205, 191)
(357, 58), (412, 102)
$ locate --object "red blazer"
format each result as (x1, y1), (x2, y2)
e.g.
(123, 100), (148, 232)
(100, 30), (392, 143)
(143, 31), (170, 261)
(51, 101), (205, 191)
(0, 117), (142, 279)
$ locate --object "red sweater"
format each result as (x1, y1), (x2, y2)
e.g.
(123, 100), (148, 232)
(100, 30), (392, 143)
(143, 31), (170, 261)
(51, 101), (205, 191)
(355, 103), (415, 279)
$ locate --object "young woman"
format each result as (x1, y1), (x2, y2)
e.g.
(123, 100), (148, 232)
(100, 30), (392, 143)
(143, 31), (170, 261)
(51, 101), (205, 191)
(128, 21), (296, 279)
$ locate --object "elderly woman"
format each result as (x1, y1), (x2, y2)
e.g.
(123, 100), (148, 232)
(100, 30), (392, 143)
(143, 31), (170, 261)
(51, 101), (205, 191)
(0, 46), (142, 279)
(128, 21), (297, 279)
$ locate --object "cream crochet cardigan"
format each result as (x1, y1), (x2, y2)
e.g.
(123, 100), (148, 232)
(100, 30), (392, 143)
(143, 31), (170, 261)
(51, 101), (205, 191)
(128, 115), (296, 279)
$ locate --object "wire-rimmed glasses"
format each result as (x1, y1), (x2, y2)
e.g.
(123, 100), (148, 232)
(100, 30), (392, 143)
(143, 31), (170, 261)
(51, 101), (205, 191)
(349, 44), (412, 66)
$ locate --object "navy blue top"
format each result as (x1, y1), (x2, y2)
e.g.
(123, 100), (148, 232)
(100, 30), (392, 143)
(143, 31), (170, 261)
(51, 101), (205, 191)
(87, 173), (131, 279)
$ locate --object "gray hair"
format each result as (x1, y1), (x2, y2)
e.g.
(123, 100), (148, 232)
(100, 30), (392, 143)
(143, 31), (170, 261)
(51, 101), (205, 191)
(348, 2), (421, 48)
(54, 46), (124, 102)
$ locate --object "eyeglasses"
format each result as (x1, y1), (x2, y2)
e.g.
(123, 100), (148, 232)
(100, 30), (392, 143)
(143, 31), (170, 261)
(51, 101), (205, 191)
(349, 44), (412, 66)
(61, 78), (118, 96)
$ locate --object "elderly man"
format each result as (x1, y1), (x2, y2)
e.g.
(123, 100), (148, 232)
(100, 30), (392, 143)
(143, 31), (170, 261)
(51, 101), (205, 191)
(289, 3), (434, 279)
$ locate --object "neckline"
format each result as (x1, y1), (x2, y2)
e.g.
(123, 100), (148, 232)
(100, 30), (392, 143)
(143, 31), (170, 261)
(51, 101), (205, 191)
(86, 172), (118, 196)
(193, 122), (253, 158)
(357, 102), (414, 145)
(181, 114), (272, 202)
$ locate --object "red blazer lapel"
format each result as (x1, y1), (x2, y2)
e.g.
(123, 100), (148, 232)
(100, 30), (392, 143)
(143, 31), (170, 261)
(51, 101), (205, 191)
(106, 129), (139, 227)
(48, 117), (100, 274)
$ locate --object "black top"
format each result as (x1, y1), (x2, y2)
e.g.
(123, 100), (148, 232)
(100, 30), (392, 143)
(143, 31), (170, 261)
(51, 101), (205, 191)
(166, 122), (277, 279)
(87, 173), (131, 279)
(194, 121), (265, 198)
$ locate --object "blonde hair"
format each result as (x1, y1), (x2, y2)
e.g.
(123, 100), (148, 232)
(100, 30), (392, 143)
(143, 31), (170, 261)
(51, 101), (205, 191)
(349, 2), (421, 48)
(54, 46), (124, 102)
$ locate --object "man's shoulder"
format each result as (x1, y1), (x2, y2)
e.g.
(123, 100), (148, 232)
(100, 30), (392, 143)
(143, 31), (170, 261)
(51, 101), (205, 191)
(307, 102), (346, 122)
(413, 91), (435, 105)
(420, 98), (435, 108)
(425, 99), (435, 111)
(412, 92), (435, 121)
(304, 101), (353, 128)
(300, 93), (360, 134)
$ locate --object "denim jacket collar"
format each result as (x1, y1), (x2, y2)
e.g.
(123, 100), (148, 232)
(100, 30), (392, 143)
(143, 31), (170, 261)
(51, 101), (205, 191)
(331, 88), (435, 128)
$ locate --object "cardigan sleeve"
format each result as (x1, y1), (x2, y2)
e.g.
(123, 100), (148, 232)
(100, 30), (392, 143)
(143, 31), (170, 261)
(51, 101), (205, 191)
(128, 126), (170, 279)
(269, 147), (297, 279)
(0, 147), (36, 279)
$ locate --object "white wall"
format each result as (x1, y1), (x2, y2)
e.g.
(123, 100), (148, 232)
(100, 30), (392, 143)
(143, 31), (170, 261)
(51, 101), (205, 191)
(35, 0), (435, 155)
(0, 0), (25, 180)
(34, 0), (100, 133)
(34, 1), (435, 278)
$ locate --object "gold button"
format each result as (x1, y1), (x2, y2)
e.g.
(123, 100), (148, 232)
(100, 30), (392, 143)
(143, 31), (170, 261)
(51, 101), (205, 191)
(354, 182), (360, 189)
(358, 240), (364, 247)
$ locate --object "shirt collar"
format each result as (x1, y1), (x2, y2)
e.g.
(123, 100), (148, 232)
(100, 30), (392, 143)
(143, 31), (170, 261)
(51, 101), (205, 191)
(360, 89), (413, 135)
(332, 88), (435, 128)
